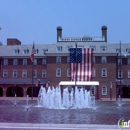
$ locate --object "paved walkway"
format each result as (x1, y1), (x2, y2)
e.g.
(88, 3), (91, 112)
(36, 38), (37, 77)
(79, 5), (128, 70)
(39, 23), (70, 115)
(0, 123), (119, 130)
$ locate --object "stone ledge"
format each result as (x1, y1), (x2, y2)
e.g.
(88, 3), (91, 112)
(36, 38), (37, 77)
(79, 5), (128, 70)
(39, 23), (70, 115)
(0, 123), (119, 130)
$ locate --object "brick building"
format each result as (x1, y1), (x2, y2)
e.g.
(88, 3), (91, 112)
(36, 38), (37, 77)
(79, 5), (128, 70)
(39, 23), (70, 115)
(0, 26), (130, 99)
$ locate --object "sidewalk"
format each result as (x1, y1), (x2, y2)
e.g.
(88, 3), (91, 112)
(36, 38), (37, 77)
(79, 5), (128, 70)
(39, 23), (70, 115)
(0, 123), (119, 130)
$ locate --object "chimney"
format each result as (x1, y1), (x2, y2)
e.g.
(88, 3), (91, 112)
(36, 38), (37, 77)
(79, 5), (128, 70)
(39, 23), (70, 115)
(7, 38), (21, 45)
(57, 26), (62, 42)
(101, 26), (107, 42)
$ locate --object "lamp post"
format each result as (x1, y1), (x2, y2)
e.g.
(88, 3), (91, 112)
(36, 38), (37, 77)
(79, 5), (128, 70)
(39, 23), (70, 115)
(119, 41), (122, 100)
(110, 81), (112, 100)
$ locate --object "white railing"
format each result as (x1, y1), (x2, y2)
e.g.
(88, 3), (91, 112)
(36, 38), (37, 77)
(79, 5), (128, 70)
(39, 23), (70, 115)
(58, 36), (105, 42)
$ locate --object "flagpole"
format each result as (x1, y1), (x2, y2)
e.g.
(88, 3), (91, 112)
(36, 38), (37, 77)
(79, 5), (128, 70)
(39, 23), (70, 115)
(75, 42), (77, 87)
(31, 42), (35, 100)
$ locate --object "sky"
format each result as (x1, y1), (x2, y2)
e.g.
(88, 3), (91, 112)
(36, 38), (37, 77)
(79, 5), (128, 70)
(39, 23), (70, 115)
(0, 0), (130, 45)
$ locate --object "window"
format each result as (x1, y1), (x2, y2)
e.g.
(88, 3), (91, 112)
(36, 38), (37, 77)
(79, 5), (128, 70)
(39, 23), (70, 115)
(102, 86), (107, 95)
(42, 70), (46, 78)
(100, 46), (107, 51)
(90, 46), (96, 51)
(4, 59), (8, 65)
(13, 70), (17, 78)
(34, 59), (37, 65)
(93, 56), (96, 63)
(127, 59), (130, 65)
(92, 69), (96, 77)
(13, 49), (19, 54)
(128, 71), (130, 78)
(67, 69), (70, 77)
(102, 69), (107, 77)
(23, 49), (29, 54)
(22, 70), (27, 78)
(3, 70), (8, 78)
(34, 49), (39, 54)
(42, 59), (47, 65)
(101, 56), (107, 64)
(118, 70), (123, 78)
(126, 48), (130, 53)
(67, 57), (70, 63)
(91, 86), (95, 95)
(56, 46), (62, 52)
(116, 48), (120, 53)
(42, 49), (48, 54)
(56, 69), (61, 77)
(67, 46), (73, 51)
(118, 59), (122, 65)
(56, 57), (61, 63)
(33, 70), (37, 78)
(13, 59), (18, 65)
(23, 59), (27, 65)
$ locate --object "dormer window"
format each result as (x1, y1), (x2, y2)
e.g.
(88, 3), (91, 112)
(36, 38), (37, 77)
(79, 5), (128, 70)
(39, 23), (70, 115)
(90, 46), (96, 51)
(23, 49), (29, 54)
(56, 46), (62, 52)
(34, 49), (39, 54)
(126, 48), (130, 53)
(67, 46), (73, 51)
(100, 46), (107, 51)
(42, 49), (48, 55)
(116, 48), (120, 53)
(13, 49), (20, 54)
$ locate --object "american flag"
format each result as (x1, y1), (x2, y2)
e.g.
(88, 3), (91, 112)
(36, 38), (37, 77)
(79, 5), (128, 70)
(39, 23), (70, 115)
(30, 42), (35, 62)
(69, 48), (93, 81)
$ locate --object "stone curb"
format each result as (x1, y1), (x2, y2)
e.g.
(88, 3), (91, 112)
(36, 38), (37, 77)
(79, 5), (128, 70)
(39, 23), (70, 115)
(0, 123), (119, 130)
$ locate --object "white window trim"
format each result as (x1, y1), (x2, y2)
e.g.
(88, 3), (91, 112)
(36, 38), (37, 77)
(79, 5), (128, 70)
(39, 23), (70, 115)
(56, 69), (61, 77)
(13, 70), (17, 78)
(34, 59), (37, 65)
(23, 59), (27, 65)
(23, 49), (29, 54)
(13, 49), (19, 54)
(101, 56), (107, 64)
(4, 59), (8, 65)
(118, 70), (123, 78)
(3, 70), (8, 78)
(22, 70), (27, 78)
(56, 57), (61, 63)
(128, 70), (130, 78)
(100, 46), (107, 51)
(127, 59), (130, 65)
(118, 59), (122, 65)
(67, 69), (70, 77)
(102, 86), (107, 95)
(42, 59), (47, 65)
(42, 70), (47, 78)
(56, 46), (62, 52)
(102, 69), (107, 77)
(13, 59), (18, 65)
(67, 57), (70, 63)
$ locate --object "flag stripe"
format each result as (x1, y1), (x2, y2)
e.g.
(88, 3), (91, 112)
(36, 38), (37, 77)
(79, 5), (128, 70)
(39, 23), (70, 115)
(70, 48), (93, 81)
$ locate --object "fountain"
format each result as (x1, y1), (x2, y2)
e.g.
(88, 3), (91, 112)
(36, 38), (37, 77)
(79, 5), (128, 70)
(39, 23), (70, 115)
(26, 95), (29, 110)
(14, 94), (17, 106)
(38, 86), (94, 109)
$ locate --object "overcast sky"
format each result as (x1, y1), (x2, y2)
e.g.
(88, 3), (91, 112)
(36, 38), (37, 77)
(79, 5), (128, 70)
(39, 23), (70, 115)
(0, 0), (130, 45)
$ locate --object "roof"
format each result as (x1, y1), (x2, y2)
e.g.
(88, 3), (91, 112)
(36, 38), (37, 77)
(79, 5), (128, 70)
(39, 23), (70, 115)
(59, 81), (99, 86)
(0, 42), (130, 57)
